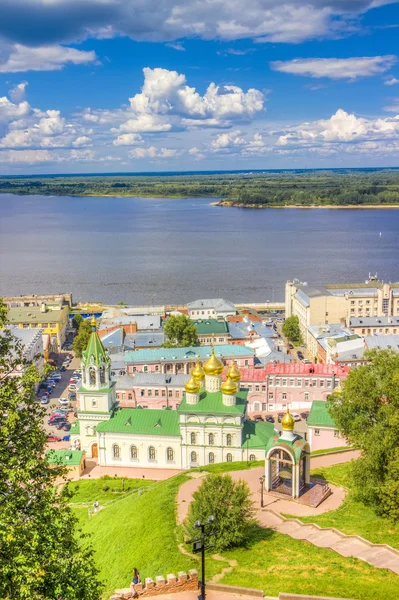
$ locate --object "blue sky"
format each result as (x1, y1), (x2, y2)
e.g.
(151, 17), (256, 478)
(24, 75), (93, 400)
(1, 0), (399, 173)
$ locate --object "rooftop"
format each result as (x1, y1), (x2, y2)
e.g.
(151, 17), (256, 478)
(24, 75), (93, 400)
(242, 420), (275, 449)
(264, 363), (350, 377)
(99, 314), (161, 331)
(187, 298), (236, 312)
(307, 401), (337, 428)
(46, 449), (84, 466)
(192, 319), (229, 335)
(307, 323), (353, 340)
(178, 389), (248, 415)
(6, 304), (67, 324)
(96, 407), (180, 436)
(364, 335), (399, 352)
(124, 344), (253, 364)
(350, 316), (399, 327)
(228, 321), (275, 340)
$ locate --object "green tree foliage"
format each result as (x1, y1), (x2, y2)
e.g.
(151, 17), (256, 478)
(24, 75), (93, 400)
(0, 300), (102, 599)
(73, 319), (92, 358)
(72, 313), (83, 330)
(282, 315), (302, 343)
(163, 314), (199, 347)
(328, 349), (399, 521)
(186, 474), (255, 551)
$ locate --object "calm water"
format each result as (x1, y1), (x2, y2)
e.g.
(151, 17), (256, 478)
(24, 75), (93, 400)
(1, 194), (399, 304)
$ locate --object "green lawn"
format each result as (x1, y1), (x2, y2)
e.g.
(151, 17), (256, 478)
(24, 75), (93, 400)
(292, 462), (399, 550)
(72, 466), (399, 600)
(192, 459), (263, 474)
(310, 446), (353, 456)
(68, 476), (154, 505)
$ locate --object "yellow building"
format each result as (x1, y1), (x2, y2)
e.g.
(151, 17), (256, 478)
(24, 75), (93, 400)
(5, 302), (69, 351)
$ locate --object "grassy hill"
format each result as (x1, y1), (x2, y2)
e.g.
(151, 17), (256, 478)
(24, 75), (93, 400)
(71, 468), (399, 600)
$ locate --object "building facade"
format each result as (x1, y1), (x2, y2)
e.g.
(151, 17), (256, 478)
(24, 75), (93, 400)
(306, 401), (347, 451)
(187, 298), (237, 320)
(5, 302), (69, 351)
(192, 319), (230, 345)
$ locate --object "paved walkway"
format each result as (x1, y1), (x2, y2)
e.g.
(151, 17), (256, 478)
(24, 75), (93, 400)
(81, 461), (182, 481)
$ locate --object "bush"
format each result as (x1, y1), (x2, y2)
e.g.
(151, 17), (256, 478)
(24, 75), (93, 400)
(102, 485), (110, 492)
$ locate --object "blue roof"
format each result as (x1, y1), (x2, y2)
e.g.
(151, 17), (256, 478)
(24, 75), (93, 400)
(125, 331), (165, 348)
(124, 344), (254, 364)
(228, 321), (275, 340)
(101, 328), (124, 349)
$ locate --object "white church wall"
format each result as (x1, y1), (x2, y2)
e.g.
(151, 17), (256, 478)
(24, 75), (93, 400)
(99, 432), (182, 469)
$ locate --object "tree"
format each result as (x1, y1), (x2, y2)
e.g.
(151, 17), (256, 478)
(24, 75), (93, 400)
(186, 474), (255, 551)
(328, 349), (399, 521)
(282, 315), (302, 344)
(73, 319), (92, 358)
(163, 314), (199, 347)
(72, 313), (83, 330)
(0, 300), (102, 599)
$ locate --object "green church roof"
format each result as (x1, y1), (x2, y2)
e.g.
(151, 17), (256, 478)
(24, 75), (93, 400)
(82, 322), (110, 368)
(307, 400), (337, 428)
(193, 319), (229, 335)
(96, 407), (181, 436)
(46, 449), (84, 466)
(178, 389), (248, 415)
(70, 421), (80, 435)
(242, 420), (275, 449)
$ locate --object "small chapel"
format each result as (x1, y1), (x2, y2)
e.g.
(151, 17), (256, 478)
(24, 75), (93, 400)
(70, 318), (310, 484)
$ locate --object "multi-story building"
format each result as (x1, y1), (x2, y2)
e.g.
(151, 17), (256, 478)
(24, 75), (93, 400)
(3, 292), (72, 308)
(4, 327), (45, 383)
(124, 345), (254, 375)
(187, 298), (236, 320)
(5, 302), (69, 351)
(116, 373), (188, 409)
(348, 316), (399, 337)
(306, 401), (347, 452)
(192, 318), (230, 345)
(285, 279), (399, 347)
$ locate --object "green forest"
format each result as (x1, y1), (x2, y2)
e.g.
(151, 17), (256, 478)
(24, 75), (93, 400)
(1, 169), (399, 206)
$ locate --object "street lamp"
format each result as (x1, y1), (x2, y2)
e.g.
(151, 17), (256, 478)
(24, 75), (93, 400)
(186, 515), (215, 600)
(259, 475), (265, 508)
(246, 433), (250, 465)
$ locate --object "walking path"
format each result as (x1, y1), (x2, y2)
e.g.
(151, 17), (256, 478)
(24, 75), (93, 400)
(177, 450), (399, 577)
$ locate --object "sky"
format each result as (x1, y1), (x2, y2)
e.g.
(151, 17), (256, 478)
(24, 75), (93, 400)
(1, 0), (399, 173)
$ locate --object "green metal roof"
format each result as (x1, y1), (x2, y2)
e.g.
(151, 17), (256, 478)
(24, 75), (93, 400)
(193, 319), (229, 335)
(70, 421), (80, 435)
(307, 400), (337, 428)
(46, 449), (84, 466)
(242, 420), (275, 449)
(265, 434), (308, 462)
(96, 407), (181, 436)
(124, 344), (253, 364)
(178, 389), (248, 415)
(82, 328), (110, 368)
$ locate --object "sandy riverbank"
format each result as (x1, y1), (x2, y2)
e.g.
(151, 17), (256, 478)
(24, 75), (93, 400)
(211, 201), (399, 209)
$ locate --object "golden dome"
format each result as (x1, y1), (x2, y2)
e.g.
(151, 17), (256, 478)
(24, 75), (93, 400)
(203, 347), (224, 376)
(221, 376), (238, 396)
(90, 316), (97, 329)
(281, 408), (295, 431)
(226, 361), (241, 382)
(191, 360), (205, 382)
(184, 374), (201, 394)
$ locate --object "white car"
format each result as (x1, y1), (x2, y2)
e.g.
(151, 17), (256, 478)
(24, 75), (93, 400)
(291, 412), (301, 421)
(58, 398), (70, 406)
(68, 384), (77, 391)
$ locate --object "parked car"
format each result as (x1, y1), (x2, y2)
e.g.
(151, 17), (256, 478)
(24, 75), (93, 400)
(41, 396), (50, 404)
(297, 351), (304, 360)
(73, 369), (80, 375)
(61, 423), (71, 431)
(288, 343), (294, 350)
(265, 415), (275, 423)
(62, 434), (71, 442)
(51, 373), (62, 380)
(300, 411), (309, 420)
(291, 412), (301, 421)
(254, 415), (263, 422)
(58, 397), (70, 406)
(47, 435), (62, 442)
(69, 393), (77, 401)
(67, 354), (73, 359)
(59, 365), (66, 372)
(277, 412), (285, 423)
(69, 384), (77, 391)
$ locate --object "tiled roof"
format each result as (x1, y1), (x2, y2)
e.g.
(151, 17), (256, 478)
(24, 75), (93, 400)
(242, 420), (275, 449)
(187, 298), (236, 312)
(131, 373), (189, 386)
(96, 407), (180, 436)
(124, 344), (253, 364)
(46, 449), (84, 466)
(178, 389), (248, 415)
(193, 319), (229, 335)
(99, 314), (161, 331)
(228, 368), (268, 382)
(350, 316), (399, 327)
(307, 401), (337, 428)
(264, 363), (350, 376)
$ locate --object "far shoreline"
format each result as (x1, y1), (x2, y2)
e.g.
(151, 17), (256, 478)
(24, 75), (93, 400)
(211, 201), (399, 210)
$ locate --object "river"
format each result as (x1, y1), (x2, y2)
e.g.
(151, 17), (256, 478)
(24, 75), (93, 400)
(1, 194), (398, 304)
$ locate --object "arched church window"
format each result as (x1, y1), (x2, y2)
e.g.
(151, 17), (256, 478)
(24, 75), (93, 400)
(166, 447), (174, 462)
(130, 446), (138, 460)
(190, 451), (197, 464)
(226, 433), (232, 446)
(208, 452), (215, 464)
(208, 433), (214, 446)
(89, 367), (96, 386)
(249, 454), (256, 461)
(226, 453), (232, 462)
(112, 444), (120, 459)
(148, 446), (156, 460)
(99, 366), (106, 386)
(190, 432), (196, 445)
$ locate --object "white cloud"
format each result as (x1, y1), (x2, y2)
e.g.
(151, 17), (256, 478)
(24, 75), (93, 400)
(384, 98), (399, 112)
(128, 145), (180, 159)
(117, 114), (173, 133)
(0, 96), (31, 122)
(0, 149), (54, 163)
(165, 42), (185, 51)
(72, 135), (92, 147)
(189, 146), (206, 160)
(210, 130), (246, 150)
(270, 56), (397, 79)
(9, 81), (28, 102)
(277, 109), (399, 147)
(385, 78), (399, 85)
(0, 44), (97, 73)
(210, 130), (270, 155)
(113, 133), (144, 146)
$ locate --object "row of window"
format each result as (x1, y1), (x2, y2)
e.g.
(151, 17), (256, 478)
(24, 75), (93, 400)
(22, 322), (58, 329)
(360, 328), (398, 335)
(266, 378), (335, 388)
(112, 444), (175, 462)
(314, 430), (340, 438)
(189, 432), (233, 446)
(140, 388), (181, 398)
(189, 451), (256, 463)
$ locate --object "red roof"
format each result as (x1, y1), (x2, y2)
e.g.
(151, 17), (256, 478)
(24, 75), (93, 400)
(264, 363), (350, 377)
(223, 368), (268, 382)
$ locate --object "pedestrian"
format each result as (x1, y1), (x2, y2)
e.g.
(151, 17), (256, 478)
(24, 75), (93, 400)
(130, 567), (140, 598)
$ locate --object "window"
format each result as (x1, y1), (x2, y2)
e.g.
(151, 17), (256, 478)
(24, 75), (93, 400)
(155, 365), (159, 371)
(155, 389), (159, 396)
(226, 433), (232, 446)
(226, 453), (232, 462)
(304, 392), (309, 401)
(176, 391), (180, 398)
(190, 451), (197, 463)
(148, 446), (156, 460)
(320, 380), (324, 387)
(249, 454), (256, 461)
(297, 379), (302, 387)
(141, 389), (145, 396)
(245, 360), (248, 366)
(282, 393), (287, 400)
(275, 379), (280, 386)
(128, 393), (133, 400)
(326, 380), (332, 388)
(248, 385), (252, 391)
(268, 392), (273, 400)
(148, 390), (152, 397)
(161, 390), (166, 397)
(314, 429), (320, 436)
(262, 385), (266, 392)
(304, 379), (309, 387)
(208, 452), (215, 464)
(91, 400), (97, 408)
(208, 433), (214, 446)
(334, 431), (339, 438)
(255, 385), (260, 392)
(190, 432), (196, 445)
(282, 378), (287, 386)
(289, 379), (294, 386)
(143, 366), (148, 372)
(168, 390), (173, 397)
(112, 444), (120, 459)
(130, 445), (138, 460)
(99, 366), (106, 385)
(167, 447), (174, 461)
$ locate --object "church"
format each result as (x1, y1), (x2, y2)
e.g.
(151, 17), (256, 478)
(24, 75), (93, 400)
(70, 319), (285, 470)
